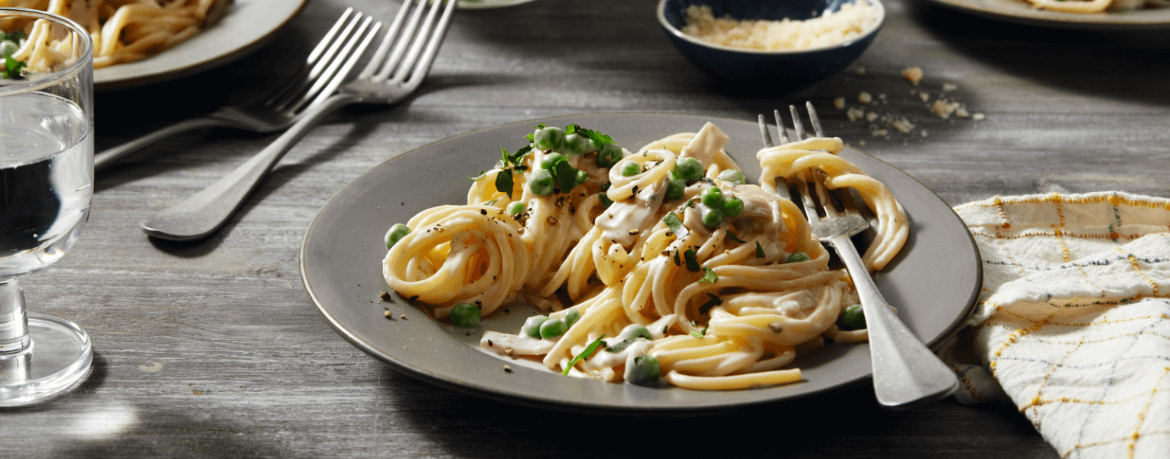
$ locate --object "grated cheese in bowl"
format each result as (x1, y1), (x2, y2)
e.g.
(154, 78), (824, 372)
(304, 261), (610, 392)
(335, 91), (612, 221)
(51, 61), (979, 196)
(681, 1), (882, 52)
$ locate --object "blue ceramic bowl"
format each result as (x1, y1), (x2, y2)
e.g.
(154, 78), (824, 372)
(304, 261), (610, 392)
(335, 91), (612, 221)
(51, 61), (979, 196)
(658, 0), (885, 93)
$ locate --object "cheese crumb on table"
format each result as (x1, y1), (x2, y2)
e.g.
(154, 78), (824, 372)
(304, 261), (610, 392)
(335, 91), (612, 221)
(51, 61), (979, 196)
(891, 118), (915, 133)
(902, 66), (923, 85)
(865, 112), (878, 122)
(858, 91), (873, 103)
(834, 97), (846, 109)
(942, 83), (958, 91)
(847, 107), (865, 121)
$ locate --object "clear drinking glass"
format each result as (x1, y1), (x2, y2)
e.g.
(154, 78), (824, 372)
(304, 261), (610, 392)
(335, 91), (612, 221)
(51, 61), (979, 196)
(0, 8), (94, 406)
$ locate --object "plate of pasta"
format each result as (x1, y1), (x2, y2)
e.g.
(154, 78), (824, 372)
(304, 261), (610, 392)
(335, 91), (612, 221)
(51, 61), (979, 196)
(923, 0), (1170, 30)
(2, 0), (308, 89)
(300, 112), (980, 413)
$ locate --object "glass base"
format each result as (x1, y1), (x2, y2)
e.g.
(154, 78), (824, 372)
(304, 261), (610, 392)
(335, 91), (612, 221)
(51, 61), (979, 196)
(0, 312), (92, 407)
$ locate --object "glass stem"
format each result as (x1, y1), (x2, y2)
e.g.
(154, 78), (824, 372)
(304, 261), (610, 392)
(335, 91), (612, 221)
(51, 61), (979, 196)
(0, 280), (31, 354)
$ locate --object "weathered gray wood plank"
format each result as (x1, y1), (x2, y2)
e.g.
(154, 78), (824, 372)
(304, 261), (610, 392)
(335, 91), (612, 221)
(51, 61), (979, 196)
(7, 0), (1168, 456)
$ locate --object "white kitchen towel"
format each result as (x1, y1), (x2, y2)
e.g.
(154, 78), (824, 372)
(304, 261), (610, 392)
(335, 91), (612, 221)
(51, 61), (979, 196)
(936, 192), (1170, 459)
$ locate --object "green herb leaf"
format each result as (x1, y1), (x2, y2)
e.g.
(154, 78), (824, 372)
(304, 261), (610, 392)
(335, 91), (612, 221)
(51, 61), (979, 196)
(663, 212), (683, 235)
(563, 335), (606, 375)
(726, 230), (744, 243)
(575, 126), (614, 146)
(553, 159), (578, 193)
(510, 145), (532, 165)
(672, 250), (681, 266)
(6, 31), (25, 42)
(689, 324), (709, 338)
(495, 170), (514, 199)
(3, 55), (25, 79)
(565, 124), (579, 135)
(604, 338), (635, 353)
(684, 248), (700, 272)
(599, 193), (613, 208)
(467, 170), (488, 181)
(755, 242), (765, 258)
(698, 294), (722, 315)
(663, 325), (670, 335)
(698, 267), (717, 283)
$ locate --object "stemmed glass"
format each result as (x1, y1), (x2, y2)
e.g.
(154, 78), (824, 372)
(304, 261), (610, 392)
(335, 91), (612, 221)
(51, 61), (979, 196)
(0, 8), (94, 406)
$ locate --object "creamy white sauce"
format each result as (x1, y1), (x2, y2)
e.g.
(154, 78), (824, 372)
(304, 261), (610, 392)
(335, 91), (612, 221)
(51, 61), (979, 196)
(597, 181), (665, 246)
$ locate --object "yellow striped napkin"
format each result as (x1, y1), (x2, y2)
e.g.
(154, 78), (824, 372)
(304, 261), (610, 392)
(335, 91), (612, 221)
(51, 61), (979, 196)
(936, 192), (1170, 459)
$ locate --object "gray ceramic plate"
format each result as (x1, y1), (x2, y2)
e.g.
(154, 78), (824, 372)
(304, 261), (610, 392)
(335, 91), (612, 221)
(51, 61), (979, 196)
(94, 0), (307, 90)
(458, 0), (538, 9)
(922, 0), (1170, 30)
(300, 112), (981, 414)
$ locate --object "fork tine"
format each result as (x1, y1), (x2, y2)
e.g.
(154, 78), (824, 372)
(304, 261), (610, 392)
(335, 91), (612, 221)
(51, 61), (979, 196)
(806, 102), (825, 138)
(813, 170), (840, 218)
(773, 109), (789, 144)
(303, 19), (384, 111)
(758, 114), (775, 148)
(375, 0), (429, 81)
(793, 178), (821, 221)
(788, 105), (806, 141)
(292, 16), (381, 113)
(275, 11), (366, 112)
(265, 8), (355, 108)
(358, 1), (414, 80)
(389, 0), (446, 84)
(404, 0), (457, 84)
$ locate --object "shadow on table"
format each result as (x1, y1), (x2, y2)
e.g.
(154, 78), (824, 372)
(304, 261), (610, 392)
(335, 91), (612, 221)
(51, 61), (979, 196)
(379, 365), (1058, 459)
(910, 2), (1170, 107)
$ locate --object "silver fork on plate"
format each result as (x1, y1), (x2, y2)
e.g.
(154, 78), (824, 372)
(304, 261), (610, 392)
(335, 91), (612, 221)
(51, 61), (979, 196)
(760, 103), (958, 409)
(141, 0), (457, 242)
(95, 8), (370, 173)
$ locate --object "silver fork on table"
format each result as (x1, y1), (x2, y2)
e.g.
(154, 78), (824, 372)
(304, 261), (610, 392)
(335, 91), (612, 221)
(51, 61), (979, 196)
(141, 0), (457, 242)
(95, 8), (370, 173)
(760, 103), (958, 409)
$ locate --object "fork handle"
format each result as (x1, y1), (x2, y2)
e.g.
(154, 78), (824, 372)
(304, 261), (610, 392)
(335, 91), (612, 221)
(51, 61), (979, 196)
(95, 117), (232, 173)
(140, 94), (359, 242)
(827, 233), (959, 409)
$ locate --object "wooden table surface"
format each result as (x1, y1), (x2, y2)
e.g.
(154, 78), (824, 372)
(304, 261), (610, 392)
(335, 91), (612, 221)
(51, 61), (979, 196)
(7, 0), (1168, 456)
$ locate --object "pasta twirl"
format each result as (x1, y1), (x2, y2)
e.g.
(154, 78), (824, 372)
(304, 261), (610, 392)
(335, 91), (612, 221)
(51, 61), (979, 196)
(382, 122), (909, 390)
(2, 0), (231, 69)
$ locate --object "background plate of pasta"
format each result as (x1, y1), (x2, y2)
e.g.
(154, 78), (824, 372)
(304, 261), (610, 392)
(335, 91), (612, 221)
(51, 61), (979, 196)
(300, 112), (981, 413)
(0, 0), (308, 89)
(922, 0), (1170, 30)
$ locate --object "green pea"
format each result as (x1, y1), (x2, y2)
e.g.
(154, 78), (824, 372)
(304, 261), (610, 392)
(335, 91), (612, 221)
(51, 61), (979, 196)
(787, 252), (811, 263)
(619, 161), (641, 177)
(540, 152), (564, 170)
(665, 178), (686, 201)
(506, 201), (526, 216)
(627, 355), (661, 386)
(0, 40), (16, 57)
(619, 324), (652, 340)
(702, 206), (724, 228)
(674, 157), (703, 182)
(384, 223), (410, 249)
(529, 169), (555, 196)
(539, 318), (568, 339)
(722, 196), (743, 217)
(449, 303), (481, 328)
(575, 169), (590, 186)
(842, 304), (866, 330)
(563, 309), (581, 327)
(701, 187), (723, 208)
(534, 126), (566, 151)
(718, 169), (745, 184)
(522, 315), (549, 338)
(597, 143), (623, 168)
(562, 133), (596, 155)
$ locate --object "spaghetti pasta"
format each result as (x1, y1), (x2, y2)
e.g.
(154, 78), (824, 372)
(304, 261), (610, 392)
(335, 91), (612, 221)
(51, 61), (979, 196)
(382, 122), (909, 390)
(1, 0), (230, 69)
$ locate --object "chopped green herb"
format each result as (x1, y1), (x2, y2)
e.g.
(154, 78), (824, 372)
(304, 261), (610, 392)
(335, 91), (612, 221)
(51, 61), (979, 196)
(663, 212), (683, 234)
(755, 242), (765, 258)
(485, 199), (499, 206)
(689, 324), (709, 338)
(5, 55), (28, 79)
(495, 170), (514, 199)
(726, 230), (744, 243)
(684, 248), (700, 272)
(698, 294), (722, 315)
(672, 250), (681, 266)
(604, 338), (635, 353)
(467, 170), (488, 181)
(698, 266), (717, 283)
(599, 193), (613, 208)
(663, 325), (670, 335)
(554, 159), (578, 193)
(563, 335), (606, 375)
